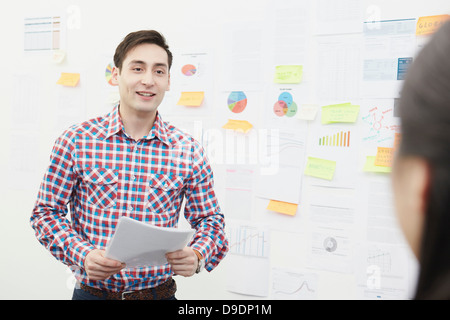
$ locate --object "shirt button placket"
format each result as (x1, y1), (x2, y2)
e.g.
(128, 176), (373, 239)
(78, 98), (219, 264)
(128, 142), (140, 215)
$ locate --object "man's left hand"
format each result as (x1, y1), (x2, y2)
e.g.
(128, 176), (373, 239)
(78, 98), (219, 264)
(166, 247), (198, 277)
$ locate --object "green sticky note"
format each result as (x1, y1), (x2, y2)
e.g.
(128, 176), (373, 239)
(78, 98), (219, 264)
(363, 156), (392, 173)
(274, 65), (303, 84)
(321, 103), (360, 124)
(304, 156), (337, 180)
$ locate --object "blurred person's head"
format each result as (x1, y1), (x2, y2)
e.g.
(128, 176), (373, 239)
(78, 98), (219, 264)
(393, 21), (450, 300)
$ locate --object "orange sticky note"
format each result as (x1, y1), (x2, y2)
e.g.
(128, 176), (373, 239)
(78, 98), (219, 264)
(416, 15), (450, 36)
(176, 91), (204, 106)
(267, 200), (298, 216)
(374, 147), (394, 167)
(56, 73), (80, 87)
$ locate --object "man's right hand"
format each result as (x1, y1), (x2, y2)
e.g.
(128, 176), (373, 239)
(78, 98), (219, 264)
(84, 249), (126, 281)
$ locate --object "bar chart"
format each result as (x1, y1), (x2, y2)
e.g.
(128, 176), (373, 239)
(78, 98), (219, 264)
(318, 130), (351, 147)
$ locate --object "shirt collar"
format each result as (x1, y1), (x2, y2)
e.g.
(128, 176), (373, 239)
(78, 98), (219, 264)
(105, 104), (171, 146)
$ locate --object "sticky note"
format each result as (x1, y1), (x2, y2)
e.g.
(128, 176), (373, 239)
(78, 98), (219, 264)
(267, 200), (298, 216)
(222, 119), (253, 133)
(416, 15), (450, 36)
(274, 65), (303, 84)
(176, 91), (205, 106)
(52, 50), (66, 64)
(304, 156), (336, 180)
(56, 73), (80, 87)
(363, 156), (391, 173)
(296, 104), (319, 121)
(321, 103), (360, 124)
(374, 147), (394, 167)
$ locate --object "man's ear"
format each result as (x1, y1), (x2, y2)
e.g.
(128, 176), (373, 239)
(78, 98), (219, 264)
(111, 66), (120, 86)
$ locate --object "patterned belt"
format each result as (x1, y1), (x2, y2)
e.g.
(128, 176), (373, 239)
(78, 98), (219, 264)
(79, 278), (176, 300)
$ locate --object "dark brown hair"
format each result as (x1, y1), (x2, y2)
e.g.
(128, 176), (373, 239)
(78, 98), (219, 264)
(398, 21), (450, 300)
(113, 30), (173, 71)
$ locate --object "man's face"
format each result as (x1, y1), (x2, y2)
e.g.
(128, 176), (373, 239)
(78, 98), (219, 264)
(112, 43), (170, 115)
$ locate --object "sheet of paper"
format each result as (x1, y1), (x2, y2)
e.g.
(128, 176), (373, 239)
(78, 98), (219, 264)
(220, 21), (264, 90)
(24, 15), (65, 53)
(266, 0), (310, 65)
(355, 243), (412, 300)
(362, 19), (416, 98)
(226, 255), (270, 297)
(274, 65), (303, 84)
(56, 73), (80, 87)
(304, 156), (336, 181)
(257, 129), (306, 204)
(105, 217), (194, 267)
(315, 0), (363, 35)
(224, 167), (254, 220)
(316, 34), (362, 101)
(176, 91), (204, 106)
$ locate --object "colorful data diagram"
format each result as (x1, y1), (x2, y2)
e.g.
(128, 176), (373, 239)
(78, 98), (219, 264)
(105, 62), (117, 86)
(181, 64), (197, 76)
(227, 91), (248, 114)
(273, 91), (297, 117)
(318, 130), (351, 147)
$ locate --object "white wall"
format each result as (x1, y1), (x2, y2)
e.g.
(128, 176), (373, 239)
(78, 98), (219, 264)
(1, 0), (449, 300)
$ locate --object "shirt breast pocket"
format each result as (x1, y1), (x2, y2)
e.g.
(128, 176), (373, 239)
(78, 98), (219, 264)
(146, 173), (184, 215)
(83, 167), (118, 209)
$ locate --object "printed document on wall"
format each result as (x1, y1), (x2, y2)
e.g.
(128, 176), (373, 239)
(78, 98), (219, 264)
(362, 19), (417, 98)
(24, 15), (66, 54)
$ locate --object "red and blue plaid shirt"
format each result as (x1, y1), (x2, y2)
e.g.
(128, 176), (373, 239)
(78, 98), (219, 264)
(31, 105), (228, 292)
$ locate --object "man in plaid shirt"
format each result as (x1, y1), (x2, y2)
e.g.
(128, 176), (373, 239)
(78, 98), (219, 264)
(30, 30), (228, 300)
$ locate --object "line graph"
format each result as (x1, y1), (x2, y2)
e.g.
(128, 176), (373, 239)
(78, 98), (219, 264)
(227, 223), (269, 258)
(272, 269), (318, 300)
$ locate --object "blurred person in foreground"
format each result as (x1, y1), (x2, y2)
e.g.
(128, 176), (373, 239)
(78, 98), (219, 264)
(393, 20), (450, 300)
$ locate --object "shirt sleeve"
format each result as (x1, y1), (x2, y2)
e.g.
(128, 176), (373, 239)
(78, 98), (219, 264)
(30, 129), (95, 268)
(183, 143), (229, 271)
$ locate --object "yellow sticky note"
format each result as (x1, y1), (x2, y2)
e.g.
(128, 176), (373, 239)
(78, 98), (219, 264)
(363, 156), (392, 173)
(374, 147), (394, 167)
(267, 200), (298, 216)
(56, 73), (80, 87)
(274, 65), (303, 84)
(416, 15), (450, 36)
(222, 119), (253, 133)
(321, 103), (360, 124)
(177, 92), (204, 106)
(304, 156), (336, 180)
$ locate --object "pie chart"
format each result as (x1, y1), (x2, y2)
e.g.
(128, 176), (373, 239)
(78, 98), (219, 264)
(105, 62), (117, 86)
(323, 237), (337, 252)
(227, 91), (247, 114)
(182, 64), (197, 76)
